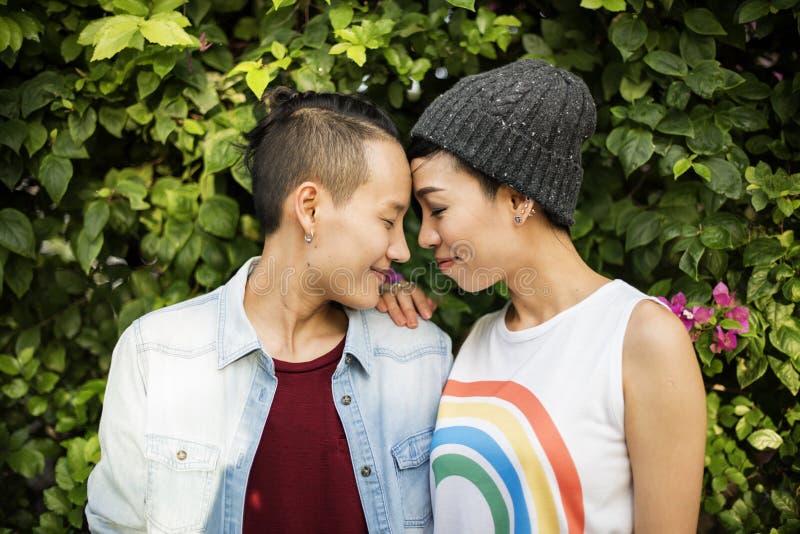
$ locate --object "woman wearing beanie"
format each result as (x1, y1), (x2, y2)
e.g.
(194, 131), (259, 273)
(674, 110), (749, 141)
(378, 59), (705, 533)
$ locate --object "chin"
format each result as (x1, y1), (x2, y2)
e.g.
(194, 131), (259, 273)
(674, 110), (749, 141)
(451, 266), (503, 293)
(334, 292), (381, 310)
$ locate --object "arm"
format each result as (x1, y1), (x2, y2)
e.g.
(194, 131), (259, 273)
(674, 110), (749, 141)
(86, 324), (148, 533)
(623, 300), (706, 533)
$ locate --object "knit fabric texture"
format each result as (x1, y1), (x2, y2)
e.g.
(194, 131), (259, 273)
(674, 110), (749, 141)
(411, 59), (597, 226)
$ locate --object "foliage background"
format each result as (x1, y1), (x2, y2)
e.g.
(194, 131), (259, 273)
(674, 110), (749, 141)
(0, 0), (798, 531)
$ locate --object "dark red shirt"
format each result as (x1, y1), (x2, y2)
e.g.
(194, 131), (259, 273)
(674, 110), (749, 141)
(242, 337), (368, 533)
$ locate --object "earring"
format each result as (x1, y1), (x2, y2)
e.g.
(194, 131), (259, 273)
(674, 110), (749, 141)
(304, 231), (314, 243)
(514, 216), (522, 224)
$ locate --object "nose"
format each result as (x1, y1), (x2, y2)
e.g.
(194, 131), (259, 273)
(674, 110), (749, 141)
(418, 214), (441, 250)
(388, 223), (411, 264)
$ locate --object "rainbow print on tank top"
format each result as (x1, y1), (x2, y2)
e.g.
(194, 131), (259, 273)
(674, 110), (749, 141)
(431, 380), (585, 534)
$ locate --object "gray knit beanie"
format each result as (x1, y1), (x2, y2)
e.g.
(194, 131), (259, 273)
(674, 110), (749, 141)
(411, 59), (597, 227)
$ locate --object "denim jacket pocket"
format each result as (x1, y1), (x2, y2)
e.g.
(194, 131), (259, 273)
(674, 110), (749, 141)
(391, 427), (434, 529)
(144, 435), (220, 533)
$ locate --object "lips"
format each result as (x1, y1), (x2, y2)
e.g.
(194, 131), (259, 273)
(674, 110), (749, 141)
(369, 266), (392, 282)
(436, 257), (457, 270)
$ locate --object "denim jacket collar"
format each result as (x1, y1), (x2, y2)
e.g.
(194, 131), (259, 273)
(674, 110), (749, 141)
(217, 257), (373, 374)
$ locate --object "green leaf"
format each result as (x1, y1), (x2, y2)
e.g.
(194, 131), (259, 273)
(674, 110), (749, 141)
(727, 106), (769, 132)
(683, 8), (727, 36)
(770, 326), (800, 360)
(84, 201), (110, 239)
(618, 128), (654, 176)
(768, 356), (800, 396)
(114, 0), (149, 16)
(625, 211), (662, 250)
(75, 228), (104, 274)
(701, 157), (743, 199)
(0, 208), (35, 258)
(0, 118), (28, 154)
(747, 428), (783, 450)
(744, 238), (784, 267)
(679, 237), (705, 279)
(672, 157), (693, 178)
(43, 487), (71, 515)
(198, 195), (240, 239)
(53, 131), (89, 159)
(737, 0), (771, 23)
(685, 60), (725, 99)
(329, 4), (353, 31)
(39, 154), (74, 204)
(0, 354), (19, 375)
(140, 15), (195, 47)
(643, 51), (688, 77)
(346, 44), (367, 66)
(2, 377), (28, 399)
(99, 106), (127, 137)
(656, 111), (694, 137)
(68, 107), (97, 144)
(700, 213), (747, 250)
(152, 0), (187, 14)
(24, 121), (47, 156)
(126, 102), (153, 125)
(245, 68), (274, 99)
(203, 129), (242, 174)
(679, 31), (716, 68)
(136, 71), (160, 99)
(446, 0), (475, 10)
(609, 14), (648, 57)
(737, 352), (768, 389)
(91, 15), (142, 61)
(7, 448), (45, 478)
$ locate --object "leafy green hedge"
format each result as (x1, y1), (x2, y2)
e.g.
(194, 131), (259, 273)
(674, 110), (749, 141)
(0, 0), (798, 531)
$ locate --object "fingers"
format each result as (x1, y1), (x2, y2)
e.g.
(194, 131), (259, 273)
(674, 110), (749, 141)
(376, 298), (388, 313)
(396, 291), (419, 328)
(410, 286), (434, 320)
(382, 292), (408, 327)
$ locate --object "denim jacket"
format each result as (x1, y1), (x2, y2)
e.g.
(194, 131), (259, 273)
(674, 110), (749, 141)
(86, 258), (452, 533)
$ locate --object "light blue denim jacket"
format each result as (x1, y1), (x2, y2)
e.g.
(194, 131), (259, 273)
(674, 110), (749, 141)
(86, 258), (452, 533)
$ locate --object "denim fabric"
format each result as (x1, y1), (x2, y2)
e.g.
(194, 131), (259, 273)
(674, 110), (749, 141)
(86, 258), (452, 533)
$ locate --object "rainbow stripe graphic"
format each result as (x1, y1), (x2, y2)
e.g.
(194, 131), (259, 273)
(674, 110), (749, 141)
(431, 380), (584, 534)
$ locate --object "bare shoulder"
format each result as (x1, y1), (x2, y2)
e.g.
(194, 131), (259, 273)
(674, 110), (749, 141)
(626, 299), (694, 360)
(623, 299), (701, 388)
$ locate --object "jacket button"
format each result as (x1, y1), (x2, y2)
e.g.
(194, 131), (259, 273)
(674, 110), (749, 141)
(341, 395), (352, 405)
(361, 466), (371, 477)
(345, 355), (352, 364)
(176, 450), (187, 461)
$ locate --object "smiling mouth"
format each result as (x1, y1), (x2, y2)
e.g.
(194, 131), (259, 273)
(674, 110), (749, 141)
(436, 257), (458, 269)
(369, 266), (392, 282)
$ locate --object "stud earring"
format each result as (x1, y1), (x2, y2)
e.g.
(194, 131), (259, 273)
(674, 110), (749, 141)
(304, 232), (314, 243)
(514, 216), (522, 224)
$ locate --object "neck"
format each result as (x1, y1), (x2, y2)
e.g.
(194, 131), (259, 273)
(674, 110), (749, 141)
(243, 234), (347, 363)
(504, 225), (609, 330)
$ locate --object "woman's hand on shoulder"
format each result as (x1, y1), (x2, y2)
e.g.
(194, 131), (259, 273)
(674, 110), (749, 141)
(376, 283), (437, 329)
(623, 299), (706, 534)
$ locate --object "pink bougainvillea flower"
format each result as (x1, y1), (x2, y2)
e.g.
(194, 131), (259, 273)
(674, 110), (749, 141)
(713, 282), (735, 307)
(710, 326), (738, 353)
(691, 306), (715, 327)
(658, 292), (687, 315)
(658, 293), (691, 329)
(726, 306), (750, 334)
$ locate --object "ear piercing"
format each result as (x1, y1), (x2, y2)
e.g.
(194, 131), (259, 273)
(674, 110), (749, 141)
(514, 198), (536, 224)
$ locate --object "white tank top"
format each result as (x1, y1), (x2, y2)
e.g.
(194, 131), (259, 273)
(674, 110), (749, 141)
(430, 280), (658, 534)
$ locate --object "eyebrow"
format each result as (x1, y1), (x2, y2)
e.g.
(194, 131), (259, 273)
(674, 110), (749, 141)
(386, 201), (408, 213)
(414, 186), (444, 199)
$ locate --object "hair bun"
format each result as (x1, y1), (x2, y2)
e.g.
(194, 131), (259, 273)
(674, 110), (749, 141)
(265, 86), (299, 109)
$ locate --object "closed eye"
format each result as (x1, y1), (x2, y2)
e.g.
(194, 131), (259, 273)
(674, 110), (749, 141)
(382, 218), (395, 229)
(430, 207), (447, 217)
